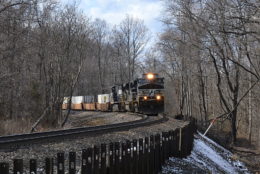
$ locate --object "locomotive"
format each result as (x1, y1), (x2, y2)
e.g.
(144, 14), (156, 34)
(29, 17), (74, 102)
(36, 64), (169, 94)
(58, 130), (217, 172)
(63, 73), (164, 115)
(111, 73), (164, 115)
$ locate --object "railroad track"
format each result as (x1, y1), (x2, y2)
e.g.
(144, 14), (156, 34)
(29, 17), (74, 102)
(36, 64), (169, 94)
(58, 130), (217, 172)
(0, 113), (168, 149)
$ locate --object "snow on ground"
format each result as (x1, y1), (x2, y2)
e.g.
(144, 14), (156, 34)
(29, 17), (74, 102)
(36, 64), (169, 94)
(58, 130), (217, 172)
(163, 132), (251, 174)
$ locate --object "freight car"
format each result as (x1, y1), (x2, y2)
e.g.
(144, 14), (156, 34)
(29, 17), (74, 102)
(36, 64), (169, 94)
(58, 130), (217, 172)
(62, 73), (164, 115)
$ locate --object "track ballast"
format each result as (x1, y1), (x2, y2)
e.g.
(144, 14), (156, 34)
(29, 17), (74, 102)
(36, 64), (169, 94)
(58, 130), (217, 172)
(0, 113), (167, 149)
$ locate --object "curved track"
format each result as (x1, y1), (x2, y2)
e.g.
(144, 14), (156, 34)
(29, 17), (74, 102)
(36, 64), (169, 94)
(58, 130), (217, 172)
(0, 113), (167, 149)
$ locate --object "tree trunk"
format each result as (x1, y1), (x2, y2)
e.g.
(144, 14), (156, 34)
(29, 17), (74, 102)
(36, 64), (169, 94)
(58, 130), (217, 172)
(231, 111), (237, 143)
(31, 107), (50, 133)
(248, 70), (252, 143)
(198, 63), (208, 121)
(61, 61), (83, 127)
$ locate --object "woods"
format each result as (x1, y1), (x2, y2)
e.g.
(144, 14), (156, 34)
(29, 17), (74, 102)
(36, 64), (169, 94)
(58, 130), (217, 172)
(158, 0), (260, 146)
(0, 0), (148, 133)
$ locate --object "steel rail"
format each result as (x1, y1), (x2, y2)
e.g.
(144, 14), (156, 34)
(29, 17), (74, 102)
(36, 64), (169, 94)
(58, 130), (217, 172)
(0, 113), (167, 148)
(0, 113), (146, 141)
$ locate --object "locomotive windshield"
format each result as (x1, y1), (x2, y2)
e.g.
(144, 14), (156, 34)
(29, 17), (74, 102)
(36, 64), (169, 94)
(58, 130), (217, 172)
(138, 83), (164, 89)
(137, 78), (164, 85)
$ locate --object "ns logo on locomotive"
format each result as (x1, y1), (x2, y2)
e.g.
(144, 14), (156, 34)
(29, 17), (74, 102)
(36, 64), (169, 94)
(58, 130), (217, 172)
(62, 73), (164, 115)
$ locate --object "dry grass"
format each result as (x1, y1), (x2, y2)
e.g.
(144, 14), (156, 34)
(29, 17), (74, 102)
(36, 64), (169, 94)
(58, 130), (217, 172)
(0, 115), (105, 136)
(85, 118), (106, 126)
(0, 118), (33, 136)
(0, 117), (58, 135)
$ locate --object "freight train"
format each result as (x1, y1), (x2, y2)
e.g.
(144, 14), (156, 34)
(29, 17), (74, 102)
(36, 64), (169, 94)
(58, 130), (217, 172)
(62, 73), (164, 115)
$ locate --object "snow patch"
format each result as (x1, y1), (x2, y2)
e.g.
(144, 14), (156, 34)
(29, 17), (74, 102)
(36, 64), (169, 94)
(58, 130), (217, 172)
(193, 139), (238, 173)
(163, 133), (251, 174)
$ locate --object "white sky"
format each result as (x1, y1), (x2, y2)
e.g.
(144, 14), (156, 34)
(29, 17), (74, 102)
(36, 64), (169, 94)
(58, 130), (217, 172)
(60, 0), (164, 36)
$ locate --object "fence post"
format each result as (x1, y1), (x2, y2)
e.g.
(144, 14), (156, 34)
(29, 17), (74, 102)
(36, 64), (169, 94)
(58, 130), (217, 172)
(126, 140), (131, 174)
(149, 135), (155, 174)
(144, 137), (149, 174)
(138, 138), (144, 174)
(172, 130), (178, 157)
(100, 144), (106, 174)
(69, 152), (76, 174)
(133, 139), (138, 174)
(161, 132), (165, 165)
(45, 158), (54, 174)
(13, 159), (23, 174)
(155, 134), (161, 173)
(121, 142), (127, 174)
(165, 132), (170, 160)
(82, 148), (93, 174)
(81, 149), (87, 174)
(185, 126), (188, 157)
(0, 162), (9, 174)
(30, 159), (37, 174)
(57, 152), (64, 174)
(188, 123), (192, 155)
(154, 134), (158, 174)
(180, 127), (186, 158)
(114, 142), (120, 174)
(169, 130), (174, 157)
(109, 142), (114, 174)
(94, 145), (100, 174)
(175, 128), (181, 157)
(87, 148), (93, 174)
(188, 122), (193, 154)
(186, 124), (191, 156)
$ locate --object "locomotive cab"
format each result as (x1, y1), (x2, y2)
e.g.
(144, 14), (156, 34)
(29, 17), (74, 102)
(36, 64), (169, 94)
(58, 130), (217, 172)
(110, 73), (164, 115)
(136, 73), (164, 115)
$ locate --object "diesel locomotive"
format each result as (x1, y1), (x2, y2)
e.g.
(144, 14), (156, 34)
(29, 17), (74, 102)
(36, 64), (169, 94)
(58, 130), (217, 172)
(111, 73), (164, 115)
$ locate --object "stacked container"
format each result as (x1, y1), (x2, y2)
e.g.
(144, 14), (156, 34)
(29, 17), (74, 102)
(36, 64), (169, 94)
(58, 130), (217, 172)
(71, 96), (84, 110)
(62, 97), (70, 110)
(83, 95), (96, 111)
(97, 94), (111, 111)
(84, 96), (95, 103)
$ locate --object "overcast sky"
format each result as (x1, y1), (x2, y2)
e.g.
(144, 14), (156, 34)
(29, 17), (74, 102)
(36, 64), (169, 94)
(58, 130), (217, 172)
(60, 0), (164, 36)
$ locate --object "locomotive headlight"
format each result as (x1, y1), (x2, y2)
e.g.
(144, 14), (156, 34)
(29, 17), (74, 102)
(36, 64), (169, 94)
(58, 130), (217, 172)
(144, 96), (148, 100)
(156, 95), (161, 100)
(147, 73), (154, 80)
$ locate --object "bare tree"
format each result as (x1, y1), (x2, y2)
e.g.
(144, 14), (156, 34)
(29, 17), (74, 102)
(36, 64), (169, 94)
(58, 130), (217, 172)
(117, 15), (149, 82)
(159, 0), (260, 144)
(92, 19), (109, 93)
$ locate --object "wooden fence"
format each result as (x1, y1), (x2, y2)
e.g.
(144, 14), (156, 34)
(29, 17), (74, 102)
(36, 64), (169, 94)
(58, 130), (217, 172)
(0, 119), (196, 174)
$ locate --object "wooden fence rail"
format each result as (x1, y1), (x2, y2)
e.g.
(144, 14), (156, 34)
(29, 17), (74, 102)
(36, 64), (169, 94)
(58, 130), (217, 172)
(0, 119), (196, 174)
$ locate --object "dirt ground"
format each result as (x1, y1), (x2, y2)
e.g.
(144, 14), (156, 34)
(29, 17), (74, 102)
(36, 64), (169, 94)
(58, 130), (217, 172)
(230, 138), (260, 173)
(0, 111), (142, 136)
